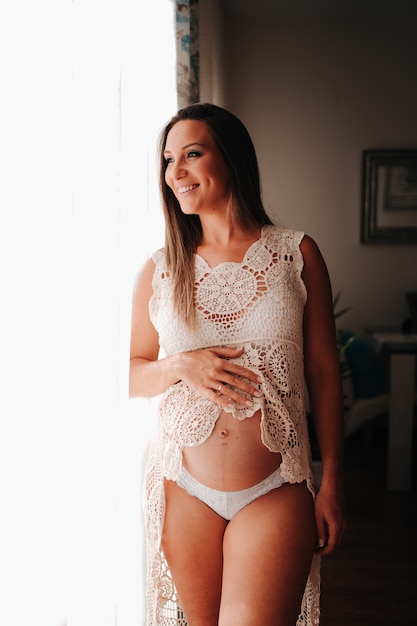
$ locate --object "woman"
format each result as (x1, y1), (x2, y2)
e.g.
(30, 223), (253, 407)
(130, 103), (346, 626)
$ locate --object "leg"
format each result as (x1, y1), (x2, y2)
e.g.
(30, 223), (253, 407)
(219, 482), (316, 626)
(161, 479), (228, 626)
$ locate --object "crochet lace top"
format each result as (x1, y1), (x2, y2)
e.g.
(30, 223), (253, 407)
(143, 225), (320, 626)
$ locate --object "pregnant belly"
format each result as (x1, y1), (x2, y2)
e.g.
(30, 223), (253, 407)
(182, 408), (282, 491)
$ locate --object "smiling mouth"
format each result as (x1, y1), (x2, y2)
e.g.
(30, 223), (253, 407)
(178, 184), (199, 194)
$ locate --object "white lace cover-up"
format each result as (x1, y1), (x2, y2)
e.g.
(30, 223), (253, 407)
(144, 225), (321, 626)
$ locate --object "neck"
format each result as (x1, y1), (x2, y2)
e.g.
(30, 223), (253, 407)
(199, 221), (261, 248)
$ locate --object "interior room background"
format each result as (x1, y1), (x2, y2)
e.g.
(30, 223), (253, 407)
(220, 0), (417, 334)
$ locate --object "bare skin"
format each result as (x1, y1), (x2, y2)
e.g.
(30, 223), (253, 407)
(162, 480), (316, 626)
(130, 119), (346, 625)
(182, 410), (282, 491)
(162, 408), (317, 626)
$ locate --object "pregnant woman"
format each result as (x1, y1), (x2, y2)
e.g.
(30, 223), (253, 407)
(129, 103), (346, 626)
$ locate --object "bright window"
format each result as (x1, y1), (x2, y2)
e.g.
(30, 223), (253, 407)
(0, 2), (176, 625)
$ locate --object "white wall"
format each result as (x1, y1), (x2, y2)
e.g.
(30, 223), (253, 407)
(223, 12), (417, 334)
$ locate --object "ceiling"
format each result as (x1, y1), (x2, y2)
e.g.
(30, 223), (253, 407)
(221, 0), (417, 19)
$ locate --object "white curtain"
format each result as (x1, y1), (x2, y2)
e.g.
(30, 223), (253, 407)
(0, 2), (176, 625)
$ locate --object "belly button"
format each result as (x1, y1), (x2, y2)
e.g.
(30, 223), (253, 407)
(219, 429), (229, 439)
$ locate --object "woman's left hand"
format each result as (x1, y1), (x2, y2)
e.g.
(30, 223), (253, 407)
(313, 479), (346, 555)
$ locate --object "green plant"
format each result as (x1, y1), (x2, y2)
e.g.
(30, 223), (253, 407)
(333, 290), (352, 322)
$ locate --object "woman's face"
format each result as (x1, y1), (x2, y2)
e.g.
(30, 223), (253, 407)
(163, 119), (231, 217)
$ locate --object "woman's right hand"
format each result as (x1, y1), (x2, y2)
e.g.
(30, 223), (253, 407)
(173, 346), (262, 409)
(130, 259), (262, 404)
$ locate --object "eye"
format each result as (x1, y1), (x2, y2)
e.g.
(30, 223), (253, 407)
(164, 156), (174, 165)
(186, 150), (202, 159)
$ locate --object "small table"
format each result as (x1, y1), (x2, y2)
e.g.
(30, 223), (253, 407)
(369, 329), (417, 491)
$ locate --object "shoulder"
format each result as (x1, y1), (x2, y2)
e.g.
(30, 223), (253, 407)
(299, 235), (331, 292)
(299, 234), (327, 268)
(263, 224), (305, 247)
(262, 225), (327, 267)
(133, 256), (157, 299)
(151, 247), (165, 265)
(148, 247), (169, 280)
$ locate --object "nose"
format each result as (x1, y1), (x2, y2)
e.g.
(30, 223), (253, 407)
(171, 159), (186, 180)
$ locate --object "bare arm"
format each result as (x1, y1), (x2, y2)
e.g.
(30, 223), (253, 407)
(301, 235), (346, 554)
(129, 258), (181, 397)
(129, 258), (261, 406)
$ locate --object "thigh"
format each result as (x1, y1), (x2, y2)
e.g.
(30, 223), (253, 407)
(162, 479), (228, 626)
(220, 482), (316, 626)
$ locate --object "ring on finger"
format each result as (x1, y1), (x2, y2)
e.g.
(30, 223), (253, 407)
(217, 383), (224, 392)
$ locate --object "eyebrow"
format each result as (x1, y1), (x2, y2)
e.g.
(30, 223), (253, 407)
(163, 142), (207, 155)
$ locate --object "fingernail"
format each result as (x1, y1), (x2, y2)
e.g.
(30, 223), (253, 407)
(245, 400), (253, 407)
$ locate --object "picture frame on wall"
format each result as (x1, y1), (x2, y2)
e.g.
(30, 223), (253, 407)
(361, 149), (417, 244)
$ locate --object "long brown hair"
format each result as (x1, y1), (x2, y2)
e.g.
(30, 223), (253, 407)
(158, 103), (274, 327)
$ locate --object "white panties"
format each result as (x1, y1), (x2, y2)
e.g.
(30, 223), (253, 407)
(176, 465), (285, 521)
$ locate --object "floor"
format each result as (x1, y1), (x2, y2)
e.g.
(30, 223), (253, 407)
(319, 424), (417, 625)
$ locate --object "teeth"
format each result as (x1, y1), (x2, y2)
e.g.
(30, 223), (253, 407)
(178, 184), (198, 194)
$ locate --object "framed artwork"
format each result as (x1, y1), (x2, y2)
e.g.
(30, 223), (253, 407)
(361, 149), (417, 244)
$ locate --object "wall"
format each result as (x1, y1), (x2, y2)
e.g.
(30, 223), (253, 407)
(223, 12), (417, 334)
(199, 0), (225, 106)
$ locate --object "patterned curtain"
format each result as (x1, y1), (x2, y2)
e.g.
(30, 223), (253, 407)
(176, 0), (200, 107)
